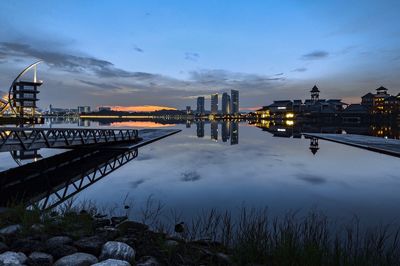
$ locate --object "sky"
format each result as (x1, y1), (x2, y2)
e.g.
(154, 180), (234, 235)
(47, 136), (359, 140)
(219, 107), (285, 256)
(0, 0), (399, 111)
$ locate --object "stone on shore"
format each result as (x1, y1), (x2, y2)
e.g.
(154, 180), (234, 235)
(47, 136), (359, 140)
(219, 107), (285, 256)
(0, 251), (27, 265)
(28, 251), (54, 266)
(0, 225), (21, 236)
(46, 236), (73, 246)
(74, 235), (105, 256)
(136, 256), (160, 266)
(11, 238), (45, 254)
(53, 252), (98, 266)
(99, 241), (135, 262)
(45, 244), (78, 260)
(92, 258), (131, 266)
(0, 242), (8, 253)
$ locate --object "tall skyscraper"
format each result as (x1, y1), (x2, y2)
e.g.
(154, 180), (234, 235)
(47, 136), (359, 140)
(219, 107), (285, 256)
(231, 90), (239, 115)
(196, 97), (205, 115)
(222, 92), (231, 115)
(211, 93), (218, 114)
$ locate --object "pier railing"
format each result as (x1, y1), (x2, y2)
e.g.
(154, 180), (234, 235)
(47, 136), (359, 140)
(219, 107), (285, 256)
(0, 127), (140, 151)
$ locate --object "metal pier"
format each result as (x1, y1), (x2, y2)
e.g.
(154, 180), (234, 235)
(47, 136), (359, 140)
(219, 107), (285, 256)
(0, 127), (140, 152)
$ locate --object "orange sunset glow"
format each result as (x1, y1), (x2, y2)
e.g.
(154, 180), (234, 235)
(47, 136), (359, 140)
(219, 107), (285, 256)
(108, 105), (177, 112)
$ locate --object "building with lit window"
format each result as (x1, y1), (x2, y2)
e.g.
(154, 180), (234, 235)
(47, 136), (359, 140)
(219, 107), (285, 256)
(231, 90), (239, 115)
(211, 93), (218, 114)
(361, 86), (400, 115)
(222, 92), (231, 115)
(196, 96), (205, 115)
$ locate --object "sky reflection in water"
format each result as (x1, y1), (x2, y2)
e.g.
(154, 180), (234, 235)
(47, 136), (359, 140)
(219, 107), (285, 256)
(1, 120), (399, 225)
(64, 120), (400, 225)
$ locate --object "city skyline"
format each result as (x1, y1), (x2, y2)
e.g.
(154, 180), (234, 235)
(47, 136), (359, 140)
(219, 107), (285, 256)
(0, 1), (399, 111)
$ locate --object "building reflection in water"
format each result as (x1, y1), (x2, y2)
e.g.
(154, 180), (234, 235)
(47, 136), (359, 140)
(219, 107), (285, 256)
(78, 119), (91, 127)
(221, 121), (230, 142)
(196, 120), (205, 138)
(195, 120), (239, 145)
(211, 121), (218, 141)
(309, 137), (319, 155)
(0, 147), (139, 210)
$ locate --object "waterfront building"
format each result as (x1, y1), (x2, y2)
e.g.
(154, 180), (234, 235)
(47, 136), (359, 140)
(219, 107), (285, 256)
(361, 86), (400, 115)
(211, 93), (218, 114)
(186, 106), (192, 115)
(222, 92), (231, 115)
(310, 85), (320, 102)
(196, 96), (205, 115)
(98, 106), (112, 112)
(78, 106), (91, 114)
(256, 85), (346, 119)
(231, 90), (239, 115)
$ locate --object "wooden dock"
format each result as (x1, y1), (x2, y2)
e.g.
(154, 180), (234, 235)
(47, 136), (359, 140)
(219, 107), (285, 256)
(303, 133), (400, 158)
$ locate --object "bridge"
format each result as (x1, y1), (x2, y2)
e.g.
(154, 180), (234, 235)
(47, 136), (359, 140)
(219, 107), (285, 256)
(0, 127), (141, 152)
(0, 128), (180, 210)
(0, 147), (139, 211)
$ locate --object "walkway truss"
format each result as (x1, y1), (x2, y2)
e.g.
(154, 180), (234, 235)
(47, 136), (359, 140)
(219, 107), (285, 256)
(0, 128), (140, 152)
(0, 147), (139, 211)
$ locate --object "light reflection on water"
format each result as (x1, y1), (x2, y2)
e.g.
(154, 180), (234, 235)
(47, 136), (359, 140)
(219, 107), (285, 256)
(1, 118), (400, 225)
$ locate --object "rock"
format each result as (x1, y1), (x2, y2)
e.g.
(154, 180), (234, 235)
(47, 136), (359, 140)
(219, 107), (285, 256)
(28, 251), (53, 266)
(164, 240), (179, 248)
(92, 259), (131, 266)
(11, 238), (45, 254)
(0, 251), (27, 265)
(74, 235), (105, 256)
(0, 225), (21, 235)
(94, 219), (110, 228)
(53, 252), (98, 266)
(111, 216), (128, 226)
(45, 244), (78, 260)
(0, 242), (9, 253)
(30, 224), (45, 233)
(136, 256), (159, 266)
(46, 236), (73, 247)
(216, 252), (231, 264)
(96, 227), (120, 240)
(117, 221), (148, 234)
(94, 214), (107, 219)
(99, 241), (135, 262)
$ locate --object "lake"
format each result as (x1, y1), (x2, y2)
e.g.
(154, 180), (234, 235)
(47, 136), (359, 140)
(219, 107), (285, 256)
(1, 118), (400, 226)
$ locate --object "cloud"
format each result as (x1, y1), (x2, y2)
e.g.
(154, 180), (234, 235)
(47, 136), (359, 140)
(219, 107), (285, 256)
(0, 40), (288, 107)
(292, 67), (308, 72)
(184, 52), (200, 61)
(181, 171), (201, 182)
(131, 178), (145, 188)
(0, 42), (143, 78)
(301, 50), (329, 60)
(133, 45), (144, 53)
(296, 173), (326, 185)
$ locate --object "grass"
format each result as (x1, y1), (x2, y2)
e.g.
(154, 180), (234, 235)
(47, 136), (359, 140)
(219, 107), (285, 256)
(1, 198), (400, 265)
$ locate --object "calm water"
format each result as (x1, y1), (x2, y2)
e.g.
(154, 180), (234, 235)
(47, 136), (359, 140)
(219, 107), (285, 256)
(1, 118), (400, 225)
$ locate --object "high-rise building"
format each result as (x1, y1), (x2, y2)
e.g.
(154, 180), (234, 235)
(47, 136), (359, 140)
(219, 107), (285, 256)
(231, 90), (239, 115)
(78, 106), (91, 114)
(222, 92), (231, 115)
(197, 97), (205, 115)
(211, 93), (218, 114)
(186, 106), (192, 115)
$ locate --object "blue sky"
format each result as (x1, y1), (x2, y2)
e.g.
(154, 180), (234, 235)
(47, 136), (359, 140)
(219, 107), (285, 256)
(0, 0), (399, 110)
